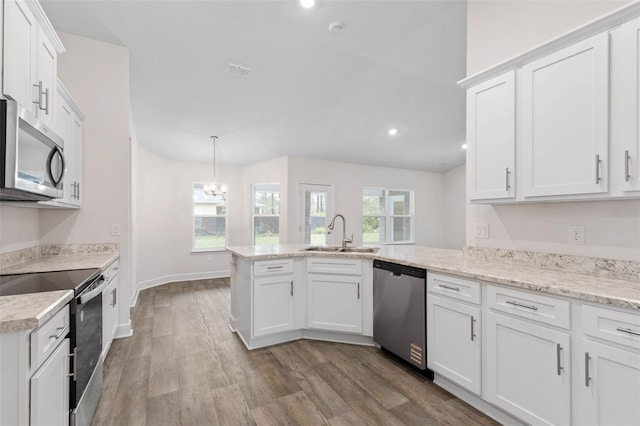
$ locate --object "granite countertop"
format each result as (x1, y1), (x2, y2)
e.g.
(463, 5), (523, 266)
(227, 244), (640, 311)
(0, 290), (73, 333)
(0, 252), (119, 275)
(0, 251), (120, 333)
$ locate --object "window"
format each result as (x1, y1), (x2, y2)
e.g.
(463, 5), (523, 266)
(363, 187), (413, 243)
(253, 183), (280, 245)
(193, 182), (226, 251)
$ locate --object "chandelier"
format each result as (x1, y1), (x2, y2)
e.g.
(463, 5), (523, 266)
(204, 136), (227, 198)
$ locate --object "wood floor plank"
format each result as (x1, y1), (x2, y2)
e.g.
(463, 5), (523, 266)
(93, 279), (496, 426)
(251, 391), (326, 426)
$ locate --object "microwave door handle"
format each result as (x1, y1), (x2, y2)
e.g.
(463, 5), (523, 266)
(46, 146), (65, 186)
(79, 277), (107, 304)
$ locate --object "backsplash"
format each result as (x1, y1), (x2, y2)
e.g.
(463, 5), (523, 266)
(463, 246), (640, 282)
(0, 243), (119, 269)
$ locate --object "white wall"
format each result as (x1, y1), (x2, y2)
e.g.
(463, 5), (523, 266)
(134, 146), (243, 286)
(466, 0), (640, 261)
(286, 157), (445, 247)
(0, 206), (40, 252)
(443, 165), (466, 249)
(38, 33), (133, 330)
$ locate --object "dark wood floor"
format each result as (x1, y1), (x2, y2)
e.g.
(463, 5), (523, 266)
(92, 278), (499, 426)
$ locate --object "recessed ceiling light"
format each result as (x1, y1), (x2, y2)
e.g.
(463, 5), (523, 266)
(388, 128), (398, 136)
(300, 0), (315, 8)
(461, 143), (468, 149)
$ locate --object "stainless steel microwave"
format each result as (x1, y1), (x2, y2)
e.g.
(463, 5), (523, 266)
(0, 99), (65, 201)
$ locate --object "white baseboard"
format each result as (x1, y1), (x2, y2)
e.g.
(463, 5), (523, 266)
(228, 315), (238, 332)
(115, 320), (133, 339)
(131, 270), (230, 306)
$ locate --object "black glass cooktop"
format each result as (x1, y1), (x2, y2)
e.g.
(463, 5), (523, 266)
(0, 269), (101, 296)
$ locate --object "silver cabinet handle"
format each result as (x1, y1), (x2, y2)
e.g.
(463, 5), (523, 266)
(595, 155), (602, 183)
(67, 348), (77, 380)
(585, 352), (591, 387)
(505, 167), (511, 191)
(625, 150), (631, 182)
(76, 182), (80, 200)
(505, 300), (538, 311)
(290, 280), (293, 296)
(111, 288), (117, 307)
(556, 343), (563, 376)
(357, 282), (360, 300)
(471, 316), (476, 341)
(438, 284), (460, 292)
(43, 87), (50, 115)
(616, 327), (640, 337)
(49, 326), (66, 339)
(33, 81), (45, 111)
(267, 265), (284, 270)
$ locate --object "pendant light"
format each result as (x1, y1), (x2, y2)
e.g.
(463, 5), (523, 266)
(204, 136), (226, 198)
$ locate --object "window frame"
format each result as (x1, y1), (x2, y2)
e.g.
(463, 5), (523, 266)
(192, 181), (227, 253)
(252, 183), (281, 246)
(362, 187), (415, 245)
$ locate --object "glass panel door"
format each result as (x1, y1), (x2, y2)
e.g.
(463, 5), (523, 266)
(299, 183), (333, 245)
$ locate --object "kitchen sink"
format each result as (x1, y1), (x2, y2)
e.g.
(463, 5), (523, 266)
(301, 246), (378, 253)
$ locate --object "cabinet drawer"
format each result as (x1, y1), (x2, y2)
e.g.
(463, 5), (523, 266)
(582, 304), (640, 350)
(31, 305), (70, 369)
(253, 259), (293, 277)
(428, 272), (481, 305)
(488, 285), (570, 329)
(307, 258), (362, 275)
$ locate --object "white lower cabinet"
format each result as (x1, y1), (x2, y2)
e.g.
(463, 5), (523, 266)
(102, 267), (119, 358)
(253, 274), (295, 337)
(307, 274), (362, 334)
(573, 339), (640, 426)
(428, 294), (481, 394)
(486, 311), (571, 425)
(30, 337), (70, 426)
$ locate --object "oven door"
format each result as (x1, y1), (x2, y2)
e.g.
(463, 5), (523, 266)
(71, 276), (105, 408)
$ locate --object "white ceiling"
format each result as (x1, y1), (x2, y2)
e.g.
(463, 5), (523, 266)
(41, 0), (468, 172)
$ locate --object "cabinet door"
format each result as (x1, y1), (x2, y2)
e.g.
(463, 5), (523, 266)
(3, 0), (37, 109)
(307, 274), (362, 334)
(467, 71), (516, 200)
(574, 339), (640, 426)
(69, 115), (83, 206)
(615, 17), (640, 193)
(30, 338), (70, 426)
(486, 311), (571, 425)
(34, 28), (57, 128)
(102, 276), (119, 357)
(253, 275), (294, 337)
(521, 32), (609, 197)
(427, 295), (481, 394)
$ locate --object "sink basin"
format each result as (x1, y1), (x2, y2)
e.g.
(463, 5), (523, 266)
(302, 246), (378, 253)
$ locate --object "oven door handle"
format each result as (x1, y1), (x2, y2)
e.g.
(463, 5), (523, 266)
(79, 276), (107, 304)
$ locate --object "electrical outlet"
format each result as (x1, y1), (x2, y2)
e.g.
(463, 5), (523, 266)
(568, 226), (585, 245)
(475, 223), (489, 239)
(110, 223), (121, 236)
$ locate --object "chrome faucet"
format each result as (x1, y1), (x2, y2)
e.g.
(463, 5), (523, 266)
(327, 214), (353, 250)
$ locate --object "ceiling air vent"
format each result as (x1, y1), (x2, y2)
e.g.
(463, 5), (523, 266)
(225, 61), (253, 78)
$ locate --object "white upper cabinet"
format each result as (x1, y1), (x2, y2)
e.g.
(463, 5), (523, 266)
(521, 33), (610, 198)
(612, 17), (640, 193)
(2, 0), (64, 128)
(467, 71), (516, 201)
(3, 0), (37, 109)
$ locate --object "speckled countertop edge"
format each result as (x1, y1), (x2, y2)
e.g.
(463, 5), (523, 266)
(0, 290), (73, 333)
(0, 252), (119, 275)
(227, 244), (640, 311)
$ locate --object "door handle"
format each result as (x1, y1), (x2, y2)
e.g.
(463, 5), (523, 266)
(556, 343), (563, 376)
(67, 348), (77, 381)
(595, 155), (602, 184)
(33, 81), (45, 111)
(357, 282), (360, 299)
(505, 300), (538, 311)
(505, 167), (511, 191)
(585, 352), (591, 387)
(49, 326), (66, 339)
(625, 150), (631, 182)
(290, 280), (293, 296)
(470, 316), (476, 341)
(111, 288), (117, 307)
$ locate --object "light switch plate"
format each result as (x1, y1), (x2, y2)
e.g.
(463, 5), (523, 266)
(475, 223), (489, 239)
(110, 223), (121, 236)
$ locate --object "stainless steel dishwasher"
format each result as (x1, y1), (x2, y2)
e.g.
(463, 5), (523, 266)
(373, 260), (429, 373)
